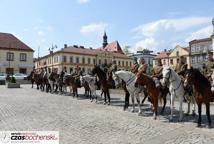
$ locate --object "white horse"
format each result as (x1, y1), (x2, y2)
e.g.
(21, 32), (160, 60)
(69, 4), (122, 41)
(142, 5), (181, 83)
(80, 75), (97, 102)
(113, 71), (143, 115)
(162, 66), (184, 121)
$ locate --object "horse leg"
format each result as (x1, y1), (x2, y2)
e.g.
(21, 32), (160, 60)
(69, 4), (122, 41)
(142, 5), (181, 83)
(141, 93), (148, 105)
(170, 94), (175, 122)
(124, 90), (130, 111)
(136, 93), (142, 115)
(206, 103), (211, 128)
(153, 94), (158, 120)
(191, 96), (196, 117)
(197, 103), (202, 127)
(178, 93), (183, 122)
(107, 89), (110, 105)
(160, 93), (167, 114)
(131, 94), (135, 112)
(103, 91), (107, 105)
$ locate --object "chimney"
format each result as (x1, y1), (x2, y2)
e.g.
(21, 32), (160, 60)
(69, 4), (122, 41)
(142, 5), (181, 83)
(64, 44), (67, 48)
(73, 45), (78, 48)
(79, 46), (84, 48)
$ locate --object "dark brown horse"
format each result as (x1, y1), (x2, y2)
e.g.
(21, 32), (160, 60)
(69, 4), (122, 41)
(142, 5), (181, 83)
(184, 68), (214, 127)
(92, 65), (111, 105)
(64, 75), (81, 97)
(135, 70), (161, 119)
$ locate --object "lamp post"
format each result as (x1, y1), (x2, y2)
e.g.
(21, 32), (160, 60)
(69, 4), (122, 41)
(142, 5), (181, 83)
(48, 44), (57, 71)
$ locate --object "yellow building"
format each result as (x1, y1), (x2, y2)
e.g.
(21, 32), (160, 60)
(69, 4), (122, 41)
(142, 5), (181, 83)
(35, 43), (133, 74)
(168, 45), (190, 70)
(0, 32), (34, 75)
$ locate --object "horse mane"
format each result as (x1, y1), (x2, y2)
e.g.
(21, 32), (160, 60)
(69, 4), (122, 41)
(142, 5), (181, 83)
(192, 68), (210, 87)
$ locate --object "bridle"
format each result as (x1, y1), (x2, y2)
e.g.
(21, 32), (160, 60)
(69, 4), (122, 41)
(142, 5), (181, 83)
(163, 68), (172, 83)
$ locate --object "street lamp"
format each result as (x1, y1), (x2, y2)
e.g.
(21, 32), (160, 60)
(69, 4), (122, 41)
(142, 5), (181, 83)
(48, 44), (57, 70)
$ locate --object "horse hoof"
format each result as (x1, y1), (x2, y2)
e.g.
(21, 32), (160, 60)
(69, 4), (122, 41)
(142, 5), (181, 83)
(131, 109), (135, 113)
(169, 119), (173, 122)
(197, 124), (202, 128)
(103, 102), (106, 105)
(107, 102), (110, 105)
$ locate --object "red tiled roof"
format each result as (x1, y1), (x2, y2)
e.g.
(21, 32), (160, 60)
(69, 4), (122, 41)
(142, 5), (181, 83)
(97, 41), (124, 54)
(189, 37), (212, 44)
(154, 51), (170, 59)
(0, 32), (34, 51)
(37, 46), (132, 60)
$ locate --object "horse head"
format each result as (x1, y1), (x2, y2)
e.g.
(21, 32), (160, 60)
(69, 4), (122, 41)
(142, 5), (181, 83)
(112, 72), (121, 88)
(162, 66), (173, 87)
(184, 67), (195, 88)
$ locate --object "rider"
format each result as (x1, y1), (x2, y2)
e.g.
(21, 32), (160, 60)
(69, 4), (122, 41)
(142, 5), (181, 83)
(152, 59), (163, 88)
(109, 60), (117, 74)
(175, 56), (188, 79)
(138, 57), (148, 74)
(131, 57), (139, 74)
(205, 53), (214, 79)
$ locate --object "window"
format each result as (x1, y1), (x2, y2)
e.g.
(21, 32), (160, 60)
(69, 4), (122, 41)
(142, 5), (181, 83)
(177, 58), (179, 63)
(20, 53), (27, 61)
(19, 68), (27, 74)
(93, 58), (96, 64)
(88, 58), (91, 64)
(98, 59), (101, 64)
(118, 61), (121, 66)
(176, 51), (179, 57)
(170, 59), (173, 65)
(70, 56), (73, 63)
(122, 61), (124, 67)
(192, 56), (195, 64)
(63, 56), (67, 62)
(76, 57), (79, 63)
(104, 59), (107, 64)
(6, 68), (14, 75)
(126, 61), (128, 67)
(130, 61), (132, 67)
(54, 56), (58, 63)
(82, 57), (85, 64)
(163, 59), (166, 65)
(7, 52), (14, 61)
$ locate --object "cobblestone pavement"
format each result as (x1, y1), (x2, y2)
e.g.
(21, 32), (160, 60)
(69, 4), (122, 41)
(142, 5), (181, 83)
(0, 85), (214, 144)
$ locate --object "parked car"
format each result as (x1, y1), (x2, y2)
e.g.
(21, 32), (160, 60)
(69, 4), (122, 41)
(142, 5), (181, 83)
(12, 73), (28, 80)
(0, 73), (7, 80)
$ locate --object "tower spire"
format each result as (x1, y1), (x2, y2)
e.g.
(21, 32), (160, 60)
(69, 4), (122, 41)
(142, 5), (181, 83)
(103, 31), (108, 48)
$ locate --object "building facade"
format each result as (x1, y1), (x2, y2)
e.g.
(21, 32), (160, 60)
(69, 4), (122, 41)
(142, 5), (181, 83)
(168, 45), (190, 70)
(35, 44), (133, 74)
(153, 50), (170, 67)
(0, 32), (34, 75)
(189, 38), (212, 69)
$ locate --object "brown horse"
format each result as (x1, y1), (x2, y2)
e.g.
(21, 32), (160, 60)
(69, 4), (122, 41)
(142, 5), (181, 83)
(184, 68), (214, 127)
(64, 75), (81, 97)
(134, 70), (161, 119)
(92, 65), (111, 105)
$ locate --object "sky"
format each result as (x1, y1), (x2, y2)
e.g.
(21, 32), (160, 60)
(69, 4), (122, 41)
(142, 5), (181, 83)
(0, 0), (214, 57)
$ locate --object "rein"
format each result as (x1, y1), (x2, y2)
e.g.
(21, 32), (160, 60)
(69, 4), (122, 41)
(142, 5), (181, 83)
(126, 74), (135, 86)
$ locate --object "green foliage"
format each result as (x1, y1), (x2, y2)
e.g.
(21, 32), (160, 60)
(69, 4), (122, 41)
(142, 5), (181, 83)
(10, 76), (16, 83)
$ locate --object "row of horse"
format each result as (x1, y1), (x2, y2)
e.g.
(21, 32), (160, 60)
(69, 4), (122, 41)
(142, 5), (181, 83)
(28, 65), (214, 128)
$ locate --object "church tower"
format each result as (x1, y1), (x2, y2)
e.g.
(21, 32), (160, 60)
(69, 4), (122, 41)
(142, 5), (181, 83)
(103, 31), (108, 48)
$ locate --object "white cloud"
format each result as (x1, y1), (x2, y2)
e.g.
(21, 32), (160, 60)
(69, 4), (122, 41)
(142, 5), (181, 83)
(77, 0), (90, 4)
(38, 31), (44, 36)
(185, 25), (213, 42)
(135, 38), (158, 51)
(80, 23), (108, 34)
(132, 16), (213, 52)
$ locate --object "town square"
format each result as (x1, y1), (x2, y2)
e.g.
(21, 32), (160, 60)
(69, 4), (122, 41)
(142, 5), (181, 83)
(1, 0), (214, 144)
